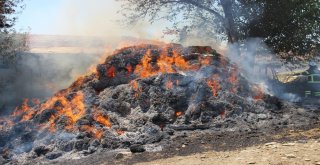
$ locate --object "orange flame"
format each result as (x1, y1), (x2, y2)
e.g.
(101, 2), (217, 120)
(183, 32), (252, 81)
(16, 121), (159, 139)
(36, 91), (86, 132)
(107, 66), (116, 78)
(12, 99), (38, 121)
(134, 48), (192, 78)
(13, 99), (30, 116)
(79, 125), (104, 139)
(172, 50), (190, 70)
(71, 76), (86, 89)
(207, 74), (221, 97)
(131, 80), (142, 97)
(7, 44), (248, 140)
(22, 110), (35, 121)
(87, 65), (97, 74)
(175, 111), (183, 117)
(134, 49), (154, 78)
(94, 113), (112, 128)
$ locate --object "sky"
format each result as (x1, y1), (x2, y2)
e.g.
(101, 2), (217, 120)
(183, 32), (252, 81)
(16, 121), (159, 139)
(15, 0), (168, 39)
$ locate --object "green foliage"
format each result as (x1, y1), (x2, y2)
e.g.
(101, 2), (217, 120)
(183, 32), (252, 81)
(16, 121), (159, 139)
(118, 0), (320, 56)
(0, 0), (24, 29)
(0, 0), (27, 66)
(0, 31), (29, 66)
(237, 0), (320, 55)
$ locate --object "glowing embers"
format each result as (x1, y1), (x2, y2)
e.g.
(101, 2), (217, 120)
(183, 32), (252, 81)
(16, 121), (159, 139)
(252, 85), (264, 100)
(40, 92), (114, 137)
(79, 125), (104, 139)
(36, 91), (86, 132)
(10, 92), (87, 133)
(207, 74), (221, 97)
(81, 109), (112, 139)
(13, 98), (40, 121)
(126, 64), (133, 74)
(228, 65), (239, 93)
(131, 80), (142, 97)
(175, 111), (183, 117)
(106, 66), (116, 78)
(93, 112), (112, 128)
(134, 48), (192, 78)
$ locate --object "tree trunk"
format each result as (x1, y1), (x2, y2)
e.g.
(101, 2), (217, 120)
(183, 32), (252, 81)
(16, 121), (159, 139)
(220, 0), (238, 43)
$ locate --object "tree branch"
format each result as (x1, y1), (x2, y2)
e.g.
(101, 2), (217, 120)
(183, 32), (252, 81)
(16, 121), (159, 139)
(179, 0), (225, 22)
(159, 0), (225, 23)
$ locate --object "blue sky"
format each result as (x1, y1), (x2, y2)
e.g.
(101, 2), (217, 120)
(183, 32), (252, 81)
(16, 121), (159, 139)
(15, 0), (168, 39)
(16, 0), (65, 34)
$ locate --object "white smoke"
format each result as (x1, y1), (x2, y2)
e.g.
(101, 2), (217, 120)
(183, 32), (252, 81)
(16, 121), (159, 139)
(225, 38), (301, 101)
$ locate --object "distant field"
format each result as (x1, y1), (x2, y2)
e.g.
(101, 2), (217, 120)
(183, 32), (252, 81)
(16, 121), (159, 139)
(28, 34), (168, 54)
(29, 35), (111, 54)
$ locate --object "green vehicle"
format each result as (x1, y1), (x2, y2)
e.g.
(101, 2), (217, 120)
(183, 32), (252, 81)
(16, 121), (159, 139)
(275, 62), (320, 99)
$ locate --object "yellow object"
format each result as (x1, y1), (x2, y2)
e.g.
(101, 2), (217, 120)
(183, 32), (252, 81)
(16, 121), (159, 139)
(276, 70), (304, 83)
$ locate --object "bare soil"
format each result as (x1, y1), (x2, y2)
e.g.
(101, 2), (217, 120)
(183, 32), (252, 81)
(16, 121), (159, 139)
(137, 138), (320, 165)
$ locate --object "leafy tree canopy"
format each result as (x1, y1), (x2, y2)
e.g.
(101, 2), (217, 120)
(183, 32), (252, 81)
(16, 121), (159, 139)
(0, 0), (24, 30)
(0, 0), (27, 66)
(118, 0), (320, 56)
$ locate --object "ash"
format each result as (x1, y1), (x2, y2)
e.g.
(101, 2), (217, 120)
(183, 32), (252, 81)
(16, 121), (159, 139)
(0, 44), (319, 164)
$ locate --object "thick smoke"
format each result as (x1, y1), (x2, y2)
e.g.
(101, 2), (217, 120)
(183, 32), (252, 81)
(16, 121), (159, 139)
(0, 50), (102, 115)
(226, 38), (272, 84)
(0, 0), (174, 116)
(225, 38), (303, 101)
(54, 0), (169, 41)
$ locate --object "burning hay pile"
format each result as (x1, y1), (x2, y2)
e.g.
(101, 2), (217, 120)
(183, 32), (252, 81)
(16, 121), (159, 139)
(0, 44), (319, 163)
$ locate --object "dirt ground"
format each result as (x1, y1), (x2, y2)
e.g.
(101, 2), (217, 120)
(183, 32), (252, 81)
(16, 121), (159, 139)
(135, 128), (320, 165)
(137, 139), (320, 165)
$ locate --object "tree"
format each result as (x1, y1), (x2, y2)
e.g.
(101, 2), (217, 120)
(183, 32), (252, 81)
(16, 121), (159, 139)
(118, 0), (320, 56)
(119, 0), (237, 43)
(0, 0), (27, 66)
(238, 0), (320, 55)
(0, 0), (24, 29)
(0, 0), (29, 114)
